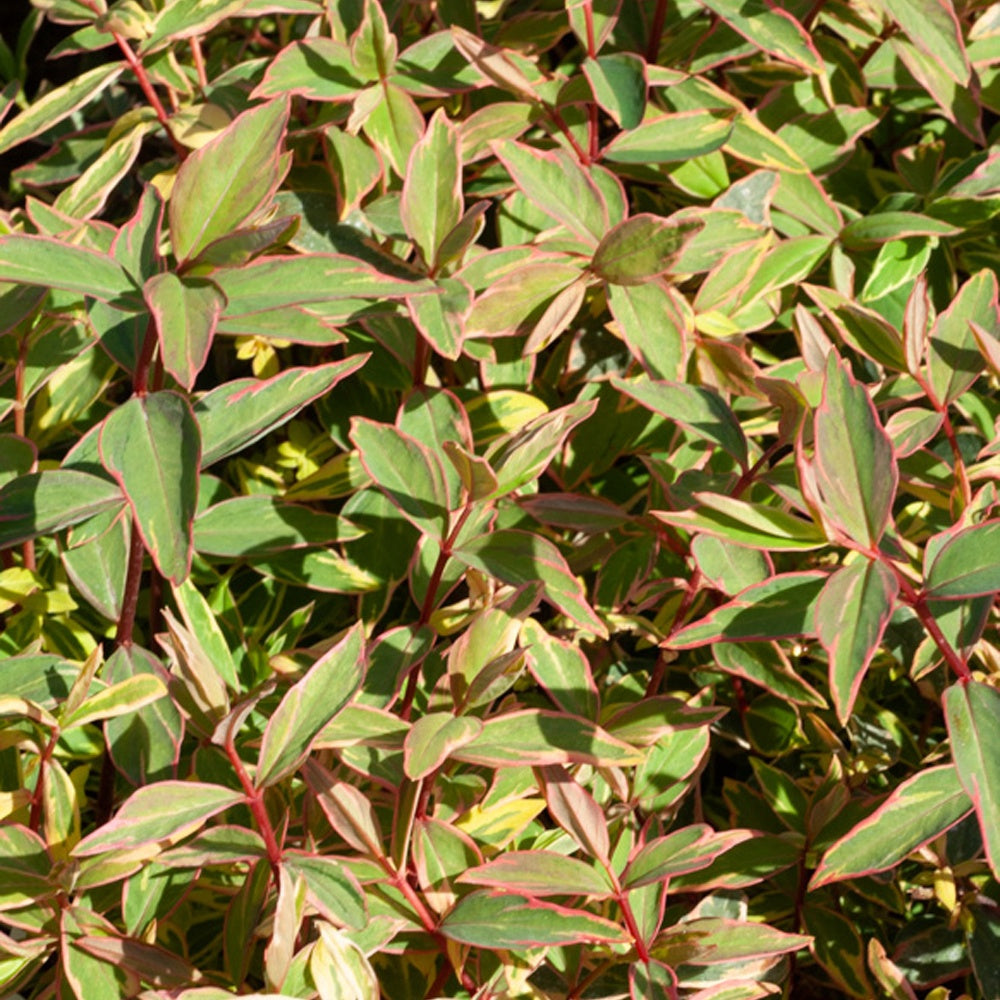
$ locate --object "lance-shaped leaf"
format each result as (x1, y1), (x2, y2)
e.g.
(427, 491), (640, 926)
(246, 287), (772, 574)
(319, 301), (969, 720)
(0, 62), (123, 156)
(924, 520), (1000, 599)
(303, 759), (386, 859)
(582, 52), (647, 130)
(810, 765), (973, 889)
(591, 214), (702, 286)
(451, 709), (643, 767)
(494, 139), (609, 244)
(624, 826), (752, 890)
(652, 917), (810, 966)
(253, 39), (367, 101)
(99, 392), (200, 584)
(927, 270), (999, 406)
(404, 712), (482, 780)
(612, 375), (747, 468)
(840, 211), (961, 249)
(142, 0), (252, 50)
(699, 0), (824, 76)
(144, 273), (226, 390)
(670, 572), (827, 647)
(170, 98), (290, 263)
(439, 890), (627, 947)
(536, 764), (609, 862)
(0, 471), (123, 548)
(282, 853), (367, 930)
(453, 529), (607, 637)
(407, 277), (470, 361)
(607, 280), (689, 379)
(256, 623), (365, 788)
(604, 109), (733, 164)
(653, 493), (826, 552)
(197, 356), (367, 466)
(812, 353), (896, 548)
(350, 418), (451, 541)
(0, 234), (137, 303)
(869, 0), (970, 86)
(61, 675), (167, 731)
(400, 108), (462, 267)
(459, 851), (614, 896)
(713, 642), (826, 707)
(816, 558), (898, 722)
(944, 681), (1000, 877)
(73, 782), (243, 856)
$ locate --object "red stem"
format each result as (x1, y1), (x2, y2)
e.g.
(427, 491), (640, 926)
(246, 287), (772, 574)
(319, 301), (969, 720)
(28, 730), (60, 833)
(646, 0), (669, 63)
(617, 890), (651, 963)
(14, 337), (35, 570)
(549, 107), (590, 165)
(224, 730), (284, 876)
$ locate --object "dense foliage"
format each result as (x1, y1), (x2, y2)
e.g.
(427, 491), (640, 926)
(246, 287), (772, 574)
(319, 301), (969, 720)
(2, 1), (1000, 997)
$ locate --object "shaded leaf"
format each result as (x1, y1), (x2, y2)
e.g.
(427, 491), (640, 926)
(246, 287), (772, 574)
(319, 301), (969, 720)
(459, 850), (613, 896)
(404, 712), (482, 780)
(591, 214), (702, 286)
(583, 52), (646, 130)
(924, 520), (1000, 599)
(604, 109), (733, 164)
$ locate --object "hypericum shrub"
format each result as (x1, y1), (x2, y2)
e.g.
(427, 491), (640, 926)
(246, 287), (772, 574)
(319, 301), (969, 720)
(1, 1), (999, 997)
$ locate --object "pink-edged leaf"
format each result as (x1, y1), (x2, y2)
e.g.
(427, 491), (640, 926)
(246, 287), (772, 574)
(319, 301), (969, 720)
(494, 139), (608, 244)
(452, 709), (643, 768)
(72, 781), (243, 856)
(812, 352), (897, 548)
(612, 374), (748, 468)
(72, 934), (203, 988)
(870, 0), (970, 85)
(713, 642), (825, 708)
(99, 392), (200, 585)
(924, 520), (1000, 599)
(699, 0), (823, 75)
(652, 917), (810, 966)
(256, 623), (365, 787)
(944, 681), (1000, 877)
(868, 939), (919, 1000)
(816, 558), (898, 722)
(810, 765), (973, 889)
(971, 318), (1000, 379)
(459, 850), (614, 896)
(927, 269), (999, 405)
(439, 890), (627, 947)
(170, 98), (290, 263)
(363, 83), (424, 177)
(197, 356), (368, 467)
(401, 108), (462, 267)
(669, 572), (827, 647)
(524, 276), (588, 354)
(282, 852), (367, 930)
(583, 52), (647, 131)
(350, 417), (451, 540)
(302, 758), (386, 859)
(407, 277), (470, 361)
(522, 619), (600, 719)
(607, 279), (690, 379)
(449, 25), (542, 102)
(804, 904), (873, 997)
(142, 0), (253, 50)
(604, 109), (733, 164)
(631, 959), (679, 1000)
(144, 272), (225, 390)
(442, 440), (499, 501)
(453, 528), (607, 637)
(253, 38), (367, 101)
(535, 764), (610, 863)
(158, 826), (267, 867)
(592, 214), (702, 286)
(403, 711), (482, 780)
(885, 406), (943, 457)
(624, 826), (753, 890)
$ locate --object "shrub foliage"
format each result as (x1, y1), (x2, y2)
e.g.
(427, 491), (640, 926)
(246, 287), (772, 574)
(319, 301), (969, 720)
(1, 1), (1000, 997)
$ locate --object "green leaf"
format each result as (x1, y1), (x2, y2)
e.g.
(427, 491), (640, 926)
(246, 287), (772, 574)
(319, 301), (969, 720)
(869, 0), (970, 85)
(811, 353), (897, 548)
(924, 520), (1000, 599)
(142, 0), (251, 50)
(197, 357), (367, 467)
(582, 52), (646, 130)
(494, 139), (609, 244)
(403, 712), (482, 780)
(453, 529), (607, 637)
(612, 375), (747, 468)
(253, 39), (367, 101)
(61, 674), (167, 730)
(816, 558), (898, 722)
(73, 782), (243, 855)
(256, 623), (365, 787)
(624, 826), (751, 890)
(0, 234), (137, 303)
(350, 417), (451, 540)
(0, 471), (123, 548)
(944, 681), (1000, 877)
(653, 493), (826, 552)
(927, 270), (999, 406)
(840, 211), (961, 249)
(170, 98), (290, 262)
(606, 280), (690, 379)
(172, 578), (239, 690)
(194, 496), (362, 558)
(459, 850), (613, 896)
(670, 572), (827, 646)
(804, 905), (872, 997)
(591, 214), (702, 286)
(713, 642), (826, 708)
(0, 62), (124, 156)
(407, 277), (471, 361)
(400, 107), (462, 267)
(362, 83), (424, 177)
(651, 917), (810, 966)
(439, 890), (627, 947)
(810, 765), (973, 888)
(604, 109), (733, 164)
(282, 853), (367, 930)
(522, 618), (599, 718)
(144, 273), (225, 390)
(699, 0), (823, 75)
(451, 709), (643, 767)
(99, 392), (200, 584)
